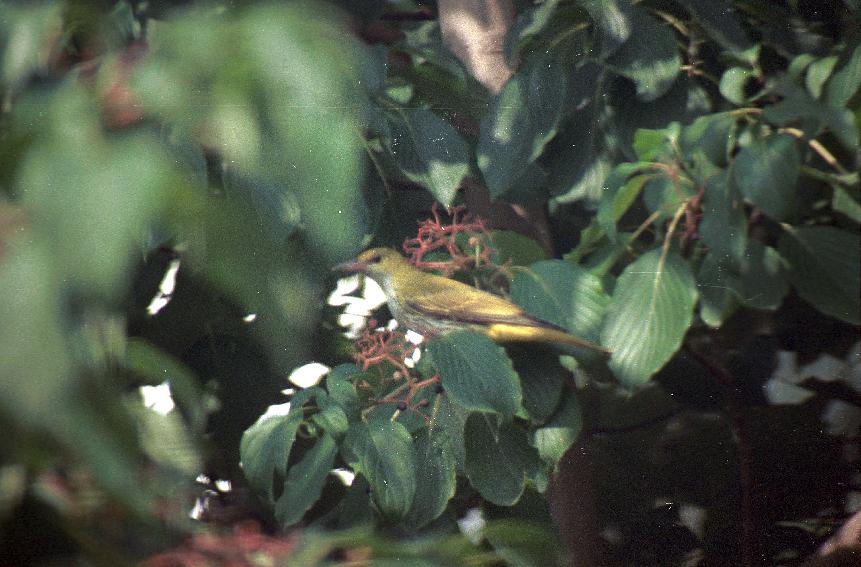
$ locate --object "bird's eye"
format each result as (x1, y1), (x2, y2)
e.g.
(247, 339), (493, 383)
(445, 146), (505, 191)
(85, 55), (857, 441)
(367, 254), (382, 264)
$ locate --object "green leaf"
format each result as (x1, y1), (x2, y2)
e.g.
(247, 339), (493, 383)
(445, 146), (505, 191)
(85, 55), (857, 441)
(597, 164), (650, 241)
(697, 253), (740, 328)
(633, 125), (677, 161)
(478, 53), (569, 199)
(833, 185), (861, 223)
(343, 421), (417, 519)
(510, 260), (611, 344)
(509, 349), (566, 423)
(325, 364), (362, 420)
(806, 56), (839, 99)
(719, 67), (758, 104)
(385, 106), (470, 207)
(642, 175), (695, 218)
(312, 398), (350, 439)
(464, 414), (542, 506)
(404, 428), (457, 530)
(532, 390), (583, 465)
(0, 240), (72, 428)
(425, 331), (522, 420)
(490, 231), (547, 266)
(126, 339), (206, 432)
(240, 409), (303, 501)
(605, 7), (681, 101)
(504, 0), (562, 62)
(732, 134), (800, 221)
(601, 250), (698, 385)
(18, 88), (172, 298)
(679, 112), (738, 167)
(485, 519), (565, 567)
(699, 172), (747, 265)
(736, 241), (788, 311)
(685, 0), (752, 54)
(275, 433), (338, 527)
(778, 227), (861, 325)
(825, 40), (861, 107)
(581, 0), (633, 58)
(762, 87), (858, 151)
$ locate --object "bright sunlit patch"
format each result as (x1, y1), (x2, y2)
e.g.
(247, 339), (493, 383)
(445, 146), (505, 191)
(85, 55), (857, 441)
(146, 258), (181, 316)
(140, 382), (175, 415)
(243, 313), (257, 323)
(328, 274), (387, 338)
(214, 479), (232, 492)
(330, 469), (355, 486)
(457, 507), (485, 545)
(288, 362), (330, 388)
(260, 402), (292, 419)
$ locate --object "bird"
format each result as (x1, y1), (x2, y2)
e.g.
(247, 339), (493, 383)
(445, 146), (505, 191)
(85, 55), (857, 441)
(333, 247), (610, 354)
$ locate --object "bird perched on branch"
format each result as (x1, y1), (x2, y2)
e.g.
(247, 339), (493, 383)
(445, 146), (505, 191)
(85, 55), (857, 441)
(334, 247), (610, 354)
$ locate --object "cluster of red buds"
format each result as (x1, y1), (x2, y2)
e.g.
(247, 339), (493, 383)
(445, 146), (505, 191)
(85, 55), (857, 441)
(351, 320), (438, 423)
(402, 203), (497, 276)
(352, 319), (417, 379)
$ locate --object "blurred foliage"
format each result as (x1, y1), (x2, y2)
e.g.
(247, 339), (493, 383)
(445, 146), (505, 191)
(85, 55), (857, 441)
(0, 0), (859, 565)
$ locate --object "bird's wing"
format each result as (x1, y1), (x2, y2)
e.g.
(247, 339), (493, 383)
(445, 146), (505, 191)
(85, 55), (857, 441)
(402, 278), (560, 330)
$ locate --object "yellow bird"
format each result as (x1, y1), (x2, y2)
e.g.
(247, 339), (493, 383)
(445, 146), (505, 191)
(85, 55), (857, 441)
(334, 247), (610, 354)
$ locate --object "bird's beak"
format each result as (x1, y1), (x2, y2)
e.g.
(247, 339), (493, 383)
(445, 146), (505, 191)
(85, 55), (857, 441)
(332, 259), (366, 274)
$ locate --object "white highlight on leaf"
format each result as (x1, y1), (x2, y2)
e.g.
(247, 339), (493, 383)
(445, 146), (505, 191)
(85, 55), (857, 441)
(330, 468), (355, 486)
(457, 507), (485, 545)
(288, 362), (330, 388)
(140, 382), (175, 415)
(146, 258), (181, 315)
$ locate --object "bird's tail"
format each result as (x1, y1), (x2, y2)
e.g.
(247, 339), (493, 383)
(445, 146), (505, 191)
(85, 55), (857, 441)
(484, 323), (611, 355)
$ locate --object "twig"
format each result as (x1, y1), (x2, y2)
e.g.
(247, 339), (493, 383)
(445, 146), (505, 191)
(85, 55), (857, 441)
(779, 127), (850, 176)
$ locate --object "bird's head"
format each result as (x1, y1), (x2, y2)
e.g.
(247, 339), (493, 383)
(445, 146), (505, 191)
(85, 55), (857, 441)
(332, 247), (412, 291)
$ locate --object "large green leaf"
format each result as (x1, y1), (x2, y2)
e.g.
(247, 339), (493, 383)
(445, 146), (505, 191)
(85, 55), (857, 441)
(825, 39), (861, 107)
(605, 7), (681, 101)
(0, 239), (72, 427)
(126, 339), (206, 432)
(18, 88), (173, 298)
(275, 433), (338, 527)
(697, 253), (740, 328)
(699, 172), (747, 265)
(597, 163), (650, 241)
(732, 134), (800, 221)
(601, 250), (698, 385)
(510, 260), (611, 344)
(680, 112), (738, 167)
(532, 390), (583, 466)
(478, 53), (569, 199)
(778, 227), (860, 325)
(509, 348), (566, 423)
(581, 0), (633, 57)
(135, 4), (370, 263)
(343, 421), (417, 519)
(325, 364), (362, 421)
(685, 0), (752, 54)
(762, 87), (858, 151)
(404, 427), (457, 530)
(425, 331), (522, 420)
(832, 185), (861, 223)
(464, 414), (543, 506)
(240, 408), (303, 501)
(736, 240), (788, 311)
(385, 106), (470, 207)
